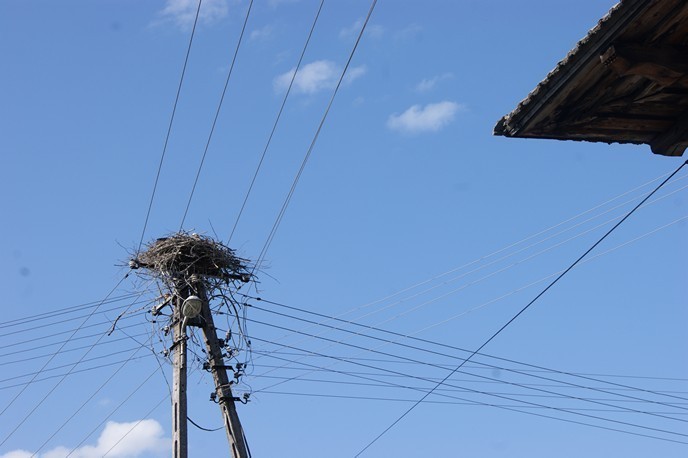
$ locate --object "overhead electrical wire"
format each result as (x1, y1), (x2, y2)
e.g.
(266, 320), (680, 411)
(407, 213), (688, 337)
(245, 182), (688, 361)
(0, 347), (147, 385)
(227, 0), (326, 243)
(251, 371), (688, 407)
(32, 322), (167, 455)
(350, 183), (688, 328)
(0, 355), (153, 392)
(0, 331), (152, 366)
(33, 319), (184, 455)
(1, 293), (141, 328)
(251, 372), (688, 406)
(0, 298), (153, 338)
(66, 368), (163, 458)
(353, 159), (688, 457)
(263, 172), (687, 329)
(247, 296), (688, 404)
(350, 210), (688, 343)
(0, 280), (147, 447)
(31, 346), (149, 457)
(248, 353), (688, 386)
(245, 302), (688, 409)
(179, 0), (255, 229)
(251, 352), (688, 445)
(137, 0), (203, 252)
(238, 211), (688, 393)
(258, 390), (688, 414)
(0, 274), (129, 422)
(249, 336), (688, 446)
(0, 321), (148, 357)
(253, 350), (688, 409)
(98, 393), (170, 458)
(244, 316), (688, 424)
(253, 0), (379, 270)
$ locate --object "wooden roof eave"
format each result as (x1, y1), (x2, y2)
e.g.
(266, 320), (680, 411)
(494, 0), (650, 138)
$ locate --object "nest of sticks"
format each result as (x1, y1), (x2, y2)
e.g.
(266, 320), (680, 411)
(132, 232), (251, 285)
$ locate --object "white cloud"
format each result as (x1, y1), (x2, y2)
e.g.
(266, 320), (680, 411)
(268, 0), (300, 7)
(157, 0), (228, 29)
(0, 419), (170, 458)
(339, 19), (384, 40)
(273, 60), (366, 94)
(395, 23), (423, 41)
(387, 101), (463, 134)
(416, 73), (454, 92)
(250, 25), (273, 41)
(344, 65), (367, 84)
(0, 451), (32, 458)
(340, 19), (363, 39)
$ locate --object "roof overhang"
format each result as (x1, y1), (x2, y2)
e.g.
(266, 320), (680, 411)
(494, 0), (688, 157)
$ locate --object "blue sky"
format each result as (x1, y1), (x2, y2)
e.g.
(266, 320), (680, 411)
(1, 0), (687, 457)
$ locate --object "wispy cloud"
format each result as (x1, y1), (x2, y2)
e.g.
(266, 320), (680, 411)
(250, 25), (273, 42)
(0, 452), (32, 458)
(268, 0), (301, 8)
(273, 60), (366, 94)
(0, 419), (169, 458)
(387, 101), (463, 134)
(157, 0), (228, 30)
(395, 23), (423, 41)
(344, 65), (367, 84)
(339, 18), (384, 40)
(416, 73), (454, 92)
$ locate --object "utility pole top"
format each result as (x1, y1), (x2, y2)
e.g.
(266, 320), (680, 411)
(131, 232), (253, 458)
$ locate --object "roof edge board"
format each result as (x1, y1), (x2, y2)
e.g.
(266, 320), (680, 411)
(494, 0), (651, 138)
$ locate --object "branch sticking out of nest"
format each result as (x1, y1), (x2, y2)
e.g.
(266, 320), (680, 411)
(132, 232), (251, 283)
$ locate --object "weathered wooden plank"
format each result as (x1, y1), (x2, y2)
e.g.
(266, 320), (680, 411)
(651, 109), (688, 156)
(601, 44), (688, 87)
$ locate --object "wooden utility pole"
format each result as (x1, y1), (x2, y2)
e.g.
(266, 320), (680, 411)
(136, 234), (251, 458)
(196, 284), (250, 458)
(172, 292), (189, 458)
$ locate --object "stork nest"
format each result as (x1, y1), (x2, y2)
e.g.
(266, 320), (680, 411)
(132, 232), (251, 282)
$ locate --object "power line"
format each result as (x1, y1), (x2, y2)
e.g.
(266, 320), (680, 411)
(1, 293), (141, 328)
(237, 210), (688, 406)
(249, 365), (688, 403)
(243, 185), (688, 361)
(66, 368), (163, 457)
(227, 0), (325, 243)
(0, 347), (147, 385)
(245, 316), (688, 424)
(26, 327), (174, 454)
(249, 336), (688, 446)
(258, 389), (688, 414)
(357, 184), (688, 329)
(0, 278), (146, 447)
(0, 321), (148, 358)
(253, 0), (378, 270)
(245, 303), (688, 409)
(278, 172), (686, 331)
(31, 346), (149, 457)
(0, 274), (129, 421)
(0, 298), (153, 338)
(188, 415), (224, 432)
(179, 0), (255, 229)
(353, 159), (688, 457)
(254, 349), (688, 408)
(0, 331), (151, 366)
(405, 213), (688, 337)
(137, 0), (203, 252)
(249, 352), (688, 386)
(0, 355), (153, 392)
